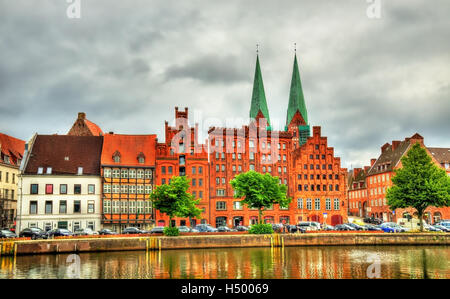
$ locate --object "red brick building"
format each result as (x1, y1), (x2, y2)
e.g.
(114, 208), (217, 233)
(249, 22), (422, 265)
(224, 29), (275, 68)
(359, 133), (450, 224)
(348, 165), (370, 218)
(68, 112), (103, 136)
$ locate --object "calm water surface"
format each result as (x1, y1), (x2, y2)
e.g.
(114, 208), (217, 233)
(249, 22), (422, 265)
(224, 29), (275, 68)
(0, 246), (448, 279)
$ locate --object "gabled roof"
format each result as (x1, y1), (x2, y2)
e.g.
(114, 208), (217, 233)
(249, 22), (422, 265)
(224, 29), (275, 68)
(67, 112), (103, 136)
(368, 139), (410, 176)
(101, 134), (157, 167)
(24, 135), (103, 175)
(427, 147), (450, 165)
(286, 54), (308, 127)
(0, 132), (25, 167)
(249, 55), (271, 126)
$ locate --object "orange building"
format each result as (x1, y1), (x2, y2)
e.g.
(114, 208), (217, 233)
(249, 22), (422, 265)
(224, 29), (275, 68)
(363, 133), (450, 224)
(100, 134), (157, 231)
(154, 107), (210, 227)
(348, 166), (370, 218)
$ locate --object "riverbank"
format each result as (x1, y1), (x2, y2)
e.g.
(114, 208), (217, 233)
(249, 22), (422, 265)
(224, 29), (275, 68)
(1, 233), (449, 256)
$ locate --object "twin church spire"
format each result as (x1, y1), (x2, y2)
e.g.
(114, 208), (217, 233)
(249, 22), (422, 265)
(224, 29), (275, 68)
(249, 50), (309, 144)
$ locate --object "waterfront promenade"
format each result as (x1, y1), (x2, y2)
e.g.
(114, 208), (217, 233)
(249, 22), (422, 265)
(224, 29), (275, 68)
(1, 233), (449, 256)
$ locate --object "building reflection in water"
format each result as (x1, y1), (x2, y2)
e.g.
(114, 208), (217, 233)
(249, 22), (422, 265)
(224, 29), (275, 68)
(0, 246), (448, 279)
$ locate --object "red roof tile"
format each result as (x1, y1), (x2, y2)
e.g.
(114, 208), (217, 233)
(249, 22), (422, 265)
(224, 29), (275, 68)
(84, 119), (104, 136)
(101, 134), (157, 167)
(24, 135), (103, 175)
(0, 132), (25, 166)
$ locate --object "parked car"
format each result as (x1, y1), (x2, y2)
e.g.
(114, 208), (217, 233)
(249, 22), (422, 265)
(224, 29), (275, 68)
(286, 224), (305, 233)
(98, 229), (118, 235)
(423, 223), (441, 232)
(433, 224), (450, 232)
(194, 224), (218, 232)
(0, 230), (17, 239)
(150, 226), (165, 234)
(235, 226), (249, 232)
(365, 218), (383, 225)
(217, 226), (235, 232)
(334, 224), (356, 231)
(380, 223), (405, 233)
(122, 227), (146, 234)
(346, 223), (364, 230)
(363, 224), (382, 231)
(73, 228), (99, 236)
(47, 229), (73, 238)
(297, 222), (320, 231)
(19, 227), (48, 239)
(177, 226), (198, 233)
(322, 225), (335, 231)
(271, 223), (284, 233)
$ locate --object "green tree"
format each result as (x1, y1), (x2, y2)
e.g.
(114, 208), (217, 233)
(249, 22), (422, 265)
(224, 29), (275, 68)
(230, 170), (291, 224)
(150, 176), (202, 229)
(386, 143), (450, 231)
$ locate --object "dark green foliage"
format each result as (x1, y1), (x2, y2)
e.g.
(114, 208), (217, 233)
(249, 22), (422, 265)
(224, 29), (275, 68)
(230, 170), (291, 224)
(386, 143), (450, 231)
(163, 226), (180, 236)
(248, 223), (274, 235)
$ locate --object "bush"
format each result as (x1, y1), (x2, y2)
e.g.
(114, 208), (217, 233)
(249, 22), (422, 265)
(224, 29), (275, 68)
(163, 226), (180, 236)
(248, 223), (274, 235)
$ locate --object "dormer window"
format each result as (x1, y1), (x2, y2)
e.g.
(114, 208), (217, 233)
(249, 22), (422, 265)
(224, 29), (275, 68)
(37, 167), (44, 174)
(4, 155), (10, 164)
(78, 167), (83, 175)
(46, 167), (52, 174)
(137, 152), (145, 164)
(113, 151), (121, 163)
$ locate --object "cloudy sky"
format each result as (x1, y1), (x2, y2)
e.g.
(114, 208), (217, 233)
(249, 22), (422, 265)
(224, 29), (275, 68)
(0, 0), (449, 169)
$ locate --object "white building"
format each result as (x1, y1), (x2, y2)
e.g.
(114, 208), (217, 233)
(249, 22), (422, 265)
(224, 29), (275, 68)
(17, 135), (103, 232)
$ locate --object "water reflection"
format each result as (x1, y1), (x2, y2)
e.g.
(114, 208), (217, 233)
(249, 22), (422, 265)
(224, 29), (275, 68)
(0, 246), (448, 279)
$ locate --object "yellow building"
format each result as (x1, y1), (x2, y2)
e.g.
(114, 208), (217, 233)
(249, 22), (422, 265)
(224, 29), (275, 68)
(0, 133), (25, 229)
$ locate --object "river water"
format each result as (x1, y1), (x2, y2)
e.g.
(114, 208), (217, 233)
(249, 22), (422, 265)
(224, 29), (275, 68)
(0, 245), (448, 279)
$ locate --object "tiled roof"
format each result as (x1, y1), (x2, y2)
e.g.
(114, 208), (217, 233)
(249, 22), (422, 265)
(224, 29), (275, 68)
(427, 147), (450, 165)
(84, 119), (104, 136)
(368, 140), (410, 175)
(24, 135), (103, 175)
(0, 132), (25, 167)
(101, 134), (157, 167)
(348, 168), (368, 190)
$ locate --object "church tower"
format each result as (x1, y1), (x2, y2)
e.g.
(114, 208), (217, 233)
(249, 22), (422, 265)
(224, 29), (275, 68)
(285, 54), (310, 147)
(249, 54), (271, 130)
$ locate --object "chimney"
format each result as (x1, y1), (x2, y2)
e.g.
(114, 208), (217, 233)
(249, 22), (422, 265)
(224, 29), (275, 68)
(313, 126), (321, 136)
(78, 112), (86, 120)
(392, 140), (400, 151)
(371, 158), (377, 166)
(364, 166), (370, 172)
(381, 143), (390, 153)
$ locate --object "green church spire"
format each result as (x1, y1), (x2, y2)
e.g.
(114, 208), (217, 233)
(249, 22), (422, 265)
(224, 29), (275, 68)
(286, 54), (308, 127)
(249, 55), (271, 127)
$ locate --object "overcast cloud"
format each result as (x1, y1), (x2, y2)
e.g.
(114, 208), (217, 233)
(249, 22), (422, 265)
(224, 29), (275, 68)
(0, 0), (449, 169)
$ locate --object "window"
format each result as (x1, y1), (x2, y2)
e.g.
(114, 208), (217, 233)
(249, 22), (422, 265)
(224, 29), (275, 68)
(216, 189), (225, 196)
(129, 185), (137, 194)
(137, 185), (144, 194)
(31, 184), (39, 194)
(297, 198), (303, 209)
(121, 185), (128, 194)
(216, 201), (226, 210)
(45, 184), (53, 194)
(168, 166), (173, 174)
(233, 201), (243, 210)
(112, 185), (120, 193)
(104, 168), (111, 178)
(45, 201), (53, 214)
(121, 169), (128, 178)
(306, 198), (312, 210)
(88, 184), (95, 194)
(137, 169), (144, 179)
(314, 198), (320, 210)
(103, 184), (111, 193)
(161, 166), (166, 174)
(129, 169), (136, 179)
(199, 191), (203, 199)
(192, 179), (196, 186)
(74, 184), (81, 194)
(192, 167), (196, 174)
(77, 167), (83, 175)
(37, 167), (44, 174)
(198, 167), (203, 174)
(334, 198), (340, 210)
(88, 201), (95, 213)
(46, 167), (52, 174)
(30, 201), (37, 214)
(326, 198), (331, 210)
(112, 169), (120, 178)
(145, 185), (152, 194)
(121, 201), (128, 213)
(199, 179), (203, 187)
(60, 201), (67, 214)
(74, 201), (81, 213)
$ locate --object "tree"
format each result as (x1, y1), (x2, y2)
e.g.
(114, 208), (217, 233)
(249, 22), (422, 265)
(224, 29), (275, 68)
(386, 143), (450, 231)
(150, 176), (202, 228)
(230, 170), (291, 224)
